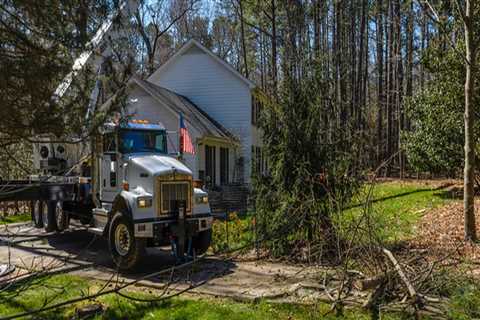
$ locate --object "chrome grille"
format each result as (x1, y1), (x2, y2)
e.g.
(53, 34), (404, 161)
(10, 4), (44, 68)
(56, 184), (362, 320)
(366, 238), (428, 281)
(159, 181), (191, 214)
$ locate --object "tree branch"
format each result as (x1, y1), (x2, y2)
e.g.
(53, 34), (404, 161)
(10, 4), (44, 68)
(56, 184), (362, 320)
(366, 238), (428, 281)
(419, 0), (469, 65)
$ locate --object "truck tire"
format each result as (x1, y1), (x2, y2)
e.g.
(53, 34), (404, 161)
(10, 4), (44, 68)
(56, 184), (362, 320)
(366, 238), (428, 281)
(192, 229), (212, 256)
(42, 201), (57, 232)
(108, 213), (145, 271)
(54, 201), (69, 232)
(31, 200), (43, 228)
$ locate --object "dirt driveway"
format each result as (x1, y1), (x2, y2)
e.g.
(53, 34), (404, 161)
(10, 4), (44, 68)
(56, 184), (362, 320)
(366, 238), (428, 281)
(0, 222), (335, 303)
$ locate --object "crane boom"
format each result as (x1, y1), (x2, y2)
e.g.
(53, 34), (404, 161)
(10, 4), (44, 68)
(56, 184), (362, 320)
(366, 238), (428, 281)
(53, 1), (133, 100)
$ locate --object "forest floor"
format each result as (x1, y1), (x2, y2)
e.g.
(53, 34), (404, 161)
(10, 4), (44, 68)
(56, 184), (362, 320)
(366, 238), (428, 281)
(409, 184), (480, 273)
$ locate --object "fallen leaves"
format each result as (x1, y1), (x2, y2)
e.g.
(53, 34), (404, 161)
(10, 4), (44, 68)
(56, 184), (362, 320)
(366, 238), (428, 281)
(410, 199), (480, 263)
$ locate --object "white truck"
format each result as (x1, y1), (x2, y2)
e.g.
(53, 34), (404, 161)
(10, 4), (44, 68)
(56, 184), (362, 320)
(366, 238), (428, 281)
(0, 119), (213, 270)
(0, 1), (214, 270)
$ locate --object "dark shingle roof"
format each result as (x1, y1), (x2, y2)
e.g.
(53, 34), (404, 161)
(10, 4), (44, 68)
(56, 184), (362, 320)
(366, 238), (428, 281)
(132, 77), (236, 141)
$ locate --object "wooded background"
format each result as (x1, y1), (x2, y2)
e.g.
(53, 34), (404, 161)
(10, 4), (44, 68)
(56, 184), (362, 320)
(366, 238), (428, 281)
(129, 0), (472, 178)
(0, 0), (476, 179)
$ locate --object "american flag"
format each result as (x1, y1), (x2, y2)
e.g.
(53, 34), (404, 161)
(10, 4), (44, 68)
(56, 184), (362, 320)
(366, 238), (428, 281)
(179, 114), (195, 155)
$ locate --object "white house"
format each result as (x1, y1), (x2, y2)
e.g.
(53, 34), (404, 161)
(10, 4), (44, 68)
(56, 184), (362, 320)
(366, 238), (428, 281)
(122, 39), (264, 186)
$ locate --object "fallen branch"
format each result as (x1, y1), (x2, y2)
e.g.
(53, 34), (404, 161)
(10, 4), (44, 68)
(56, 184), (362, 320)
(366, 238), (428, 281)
(354, 275), (385, 291)
(382, 248), (417, 300)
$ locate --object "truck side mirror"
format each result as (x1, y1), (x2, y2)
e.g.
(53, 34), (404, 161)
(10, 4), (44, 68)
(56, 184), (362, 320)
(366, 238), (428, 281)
(110, 157), (117, 187)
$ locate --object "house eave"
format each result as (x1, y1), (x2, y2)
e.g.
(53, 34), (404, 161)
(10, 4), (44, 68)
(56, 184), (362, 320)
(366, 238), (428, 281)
(197, 135), (240, 147)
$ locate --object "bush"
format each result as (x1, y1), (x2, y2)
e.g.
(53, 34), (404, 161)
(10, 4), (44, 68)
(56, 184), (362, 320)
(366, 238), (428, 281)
(211, 212), (254, 253)
(253, 63), (363, 261)
(403, 46), (480, 176)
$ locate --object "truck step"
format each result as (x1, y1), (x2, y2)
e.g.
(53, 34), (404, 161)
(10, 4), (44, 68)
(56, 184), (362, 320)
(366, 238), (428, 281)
(88, 227), (104, 236)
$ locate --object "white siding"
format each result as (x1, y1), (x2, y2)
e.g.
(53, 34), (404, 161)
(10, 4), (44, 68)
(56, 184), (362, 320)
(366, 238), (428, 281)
(125, 85), (201, 177)
(148, 48), (253, 183)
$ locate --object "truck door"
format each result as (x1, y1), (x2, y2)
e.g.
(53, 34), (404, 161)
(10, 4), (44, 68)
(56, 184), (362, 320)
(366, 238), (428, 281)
(100, 133), (119, 204)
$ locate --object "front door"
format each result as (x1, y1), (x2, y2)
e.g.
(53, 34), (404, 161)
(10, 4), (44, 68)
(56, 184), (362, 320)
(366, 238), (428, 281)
(220, 147), (229, 185)
(205, 145), (216, 186)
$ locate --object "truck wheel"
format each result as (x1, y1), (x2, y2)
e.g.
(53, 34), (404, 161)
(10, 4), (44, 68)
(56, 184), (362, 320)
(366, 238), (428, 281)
(108, 213), (145, 271)
(54, 201), (69, 232)
(42, 201), (57, 232)
(192, 229), (212, 256)
(31, 200), (43, 228)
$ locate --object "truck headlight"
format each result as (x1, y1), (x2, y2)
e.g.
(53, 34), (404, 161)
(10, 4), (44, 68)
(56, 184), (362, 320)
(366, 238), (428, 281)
(196, 196), (208, 204)
(137, 197), (152, 208)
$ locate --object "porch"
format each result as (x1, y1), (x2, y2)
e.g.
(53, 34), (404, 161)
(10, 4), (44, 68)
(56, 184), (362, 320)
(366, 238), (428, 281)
(195, 137), (243, 187)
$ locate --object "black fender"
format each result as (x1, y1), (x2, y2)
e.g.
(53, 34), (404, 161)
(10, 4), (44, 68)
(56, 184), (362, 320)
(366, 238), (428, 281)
(105, 194), (133, 235)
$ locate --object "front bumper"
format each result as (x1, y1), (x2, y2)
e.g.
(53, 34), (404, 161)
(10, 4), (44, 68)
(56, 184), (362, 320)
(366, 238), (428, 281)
(133, 214), (213, 238)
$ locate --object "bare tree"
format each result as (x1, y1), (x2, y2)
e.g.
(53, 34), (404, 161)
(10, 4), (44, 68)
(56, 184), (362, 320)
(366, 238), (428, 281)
(460, 0), (479, 241)
(134, 0), (198, 75)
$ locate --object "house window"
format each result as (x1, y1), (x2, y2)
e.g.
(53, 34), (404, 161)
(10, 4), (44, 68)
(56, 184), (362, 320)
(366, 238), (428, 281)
(251, 146), (256, 175)
(256, 146), (261, 174)
(251, 95), (262, 126)
(205, 145), (216, 186)
(262, 149), (268, 174)
(220, 147), (229, 185)
(252, 146), (267, 177)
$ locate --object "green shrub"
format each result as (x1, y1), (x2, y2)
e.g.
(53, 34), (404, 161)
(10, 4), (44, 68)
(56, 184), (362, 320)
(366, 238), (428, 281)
(211, 213), (254, 253)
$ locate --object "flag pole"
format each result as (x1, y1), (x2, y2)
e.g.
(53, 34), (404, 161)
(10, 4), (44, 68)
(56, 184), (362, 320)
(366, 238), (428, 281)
(178, 113), (184, 161)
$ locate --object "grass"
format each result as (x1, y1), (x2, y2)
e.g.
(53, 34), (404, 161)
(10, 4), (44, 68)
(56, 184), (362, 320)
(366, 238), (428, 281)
(339, 180), (455, 242)
(0, 213), (30, 225)
(213, 180), (456, 250)
(0, 274), (404, 320)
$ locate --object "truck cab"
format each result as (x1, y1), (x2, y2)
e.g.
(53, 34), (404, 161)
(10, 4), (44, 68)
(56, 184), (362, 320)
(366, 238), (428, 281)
(90, 119), (213, 269)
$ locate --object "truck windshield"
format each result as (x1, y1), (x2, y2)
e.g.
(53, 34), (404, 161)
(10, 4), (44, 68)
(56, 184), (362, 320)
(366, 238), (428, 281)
(119, 129), (167, 154)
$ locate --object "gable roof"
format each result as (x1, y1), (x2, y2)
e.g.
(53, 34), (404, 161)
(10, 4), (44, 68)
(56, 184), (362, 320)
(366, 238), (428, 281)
(131, 77), (236, 141)
(148, 39), (256, 90)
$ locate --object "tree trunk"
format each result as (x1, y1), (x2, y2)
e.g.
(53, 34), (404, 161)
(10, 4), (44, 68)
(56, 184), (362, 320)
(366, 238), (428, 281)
(405, 0), (413, 129)
(376, 0), (384, 165)
(313, 0), (320, 58)
(463, 0), (477, 241)
(386, 0), (394, 175)
(238, 0), (249, 78)
(394, 0), (403, 179)
(271, 0), (278, 96)
(356, 0), (367, 130)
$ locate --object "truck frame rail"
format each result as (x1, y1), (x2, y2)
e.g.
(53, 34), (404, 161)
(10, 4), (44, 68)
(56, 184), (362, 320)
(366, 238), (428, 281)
(0, 180), (75, 202)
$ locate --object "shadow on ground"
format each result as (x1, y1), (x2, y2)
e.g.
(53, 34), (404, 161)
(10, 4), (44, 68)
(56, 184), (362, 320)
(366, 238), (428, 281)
(8, 226), (236, 285)
(347, 182), (456, 210)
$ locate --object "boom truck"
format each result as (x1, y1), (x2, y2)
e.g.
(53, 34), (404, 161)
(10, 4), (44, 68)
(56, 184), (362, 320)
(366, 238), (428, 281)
(0, 1), (213, 270)
(1, 119), (213, 270)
